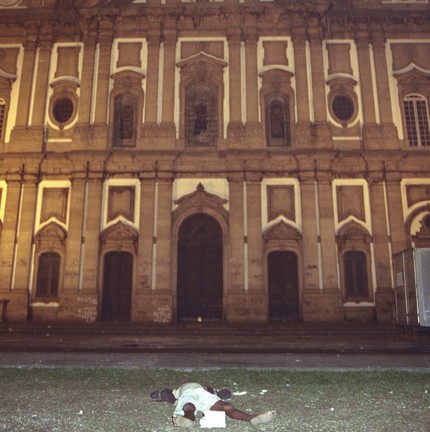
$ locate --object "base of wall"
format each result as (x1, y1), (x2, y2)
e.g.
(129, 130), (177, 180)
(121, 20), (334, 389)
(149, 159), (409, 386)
(224, 291), (268, 323)
(140, 291), (173, 323)
(375, 287), (396, 324)
(344, 305), (376, 323)
(4, 287), (398, 325)
(0, 288), (28, 322)
(302, 289), (344, 322)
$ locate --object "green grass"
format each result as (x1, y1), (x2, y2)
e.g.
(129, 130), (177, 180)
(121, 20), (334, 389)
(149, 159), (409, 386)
(0, 368), (429, 431)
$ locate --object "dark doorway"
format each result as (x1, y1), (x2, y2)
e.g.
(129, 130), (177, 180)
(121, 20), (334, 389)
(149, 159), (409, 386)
(101, 251), (133, 321)
(268, 250), (299, 322)
(177, 213), (223, 321)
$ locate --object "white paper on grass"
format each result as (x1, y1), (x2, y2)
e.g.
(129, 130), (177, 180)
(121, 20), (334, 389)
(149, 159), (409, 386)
(200, 411), (226, 428)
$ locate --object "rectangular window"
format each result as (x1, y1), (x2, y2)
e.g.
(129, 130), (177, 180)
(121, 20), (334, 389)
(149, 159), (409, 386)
(36, 252), (60, 298)
(344, 251), (369, 299)
(113, 94), (136, 148)
(404, 95), (430, 147)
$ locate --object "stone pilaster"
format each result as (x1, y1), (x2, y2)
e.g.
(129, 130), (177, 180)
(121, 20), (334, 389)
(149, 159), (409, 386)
(227, 24), (242, 125)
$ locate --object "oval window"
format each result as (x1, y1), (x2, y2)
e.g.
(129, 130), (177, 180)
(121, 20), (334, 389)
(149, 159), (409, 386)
(332, 95), (354, 122)
(53, 97), (74, 124)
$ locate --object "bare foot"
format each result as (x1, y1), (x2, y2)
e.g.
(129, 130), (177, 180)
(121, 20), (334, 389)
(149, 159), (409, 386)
(172, 415), (195, 428)
(250, 410), (277, 425)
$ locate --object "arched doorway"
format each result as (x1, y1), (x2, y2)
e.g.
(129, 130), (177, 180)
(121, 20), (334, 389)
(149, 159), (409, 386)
(101, 251), (133, 321)
(268, 250), (299, 322)
(177, 213), (223, 321)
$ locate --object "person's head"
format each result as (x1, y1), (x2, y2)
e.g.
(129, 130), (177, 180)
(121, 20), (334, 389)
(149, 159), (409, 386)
(150, 388), (176, 404)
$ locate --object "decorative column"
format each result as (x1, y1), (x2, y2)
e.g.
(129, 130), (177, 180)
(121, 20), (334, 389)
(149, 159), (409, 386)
(149, 173), (174, 322)
(291, 22), (311, 124)
(144, 27), (161, 126)
(307, 19), (331, 148)
(30, 38), (52, 129)
(355, 29), (377, 125)
(243, 23), (262, 148)
(92, 20), (113, 126)
(142, 26), (164, 149)
(160, 19), (177, 145)
(225, 173), (245, 321)
(15, 38), (37, 127)
(370, 25), (399, 148)
(299, 168), (321, 292)
(245, 173), (266, 321)
(227, 24), (242, 127)
(313, 172), (343, 322)
(368, 171), (396, 323)
(78, 36), (96, 125)
(244, 27), (259, 124)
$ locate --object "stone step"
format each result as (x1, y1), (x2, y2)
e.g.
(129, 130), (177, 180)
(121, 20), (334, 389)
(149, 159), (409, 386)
(1, 321), (406, 338)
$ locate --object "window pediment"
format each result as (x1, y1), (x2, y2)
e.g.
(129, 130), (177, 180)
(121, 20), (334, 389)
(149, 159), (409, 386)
(393, 63), (430, 87)
(263, 220), (302, 241)
(111, 69), (146, 84)
(177, 52), (228, 72)
(100, 221), (139, 244)
(336, 221), (372, 249)
(259, 69), (294, 90)
(174, 182), (227, 211)
(35, 221), (67, 246)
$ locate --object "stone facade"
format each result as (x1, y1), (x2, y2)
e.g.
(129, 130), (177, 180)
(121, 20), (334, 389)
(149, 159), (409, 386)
(0, 0), (429, 324)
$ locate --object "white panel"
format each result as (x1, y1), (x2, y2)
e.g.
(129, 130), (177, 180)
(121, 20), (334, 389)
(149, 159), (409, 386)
(416, 248), (430, 327)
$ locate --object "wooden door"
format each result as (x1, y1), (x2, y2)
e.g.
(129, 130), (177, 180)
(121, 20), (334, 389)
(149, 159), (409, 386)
(101, 251), (133, 321)
(268, 251), (299, 322)
(177, 214), (223, 321)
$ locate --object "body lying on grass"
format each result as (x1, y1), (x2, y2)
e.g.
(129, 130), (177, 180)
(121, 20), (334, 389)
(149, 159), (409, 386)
(151, 382), (276, 428)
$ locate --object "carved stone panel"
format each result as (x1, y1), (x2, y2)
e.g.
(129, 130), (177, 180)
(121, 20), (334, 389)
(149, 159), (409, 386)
(267, 185), (295, 222)
(108, 186), (135, 223)
(0, 48), (19, 76)
(117, 42), (142, 68)
(327, 43), (353, 76)
(262, 41), (289, 66)
(336, 185), (365, 223)
(391, 42), (430, 71)
(405, 184), (430, 208)
(41, 188), (69, 224)
(180, 41), (224, 61)
(55, 46), (81, 79)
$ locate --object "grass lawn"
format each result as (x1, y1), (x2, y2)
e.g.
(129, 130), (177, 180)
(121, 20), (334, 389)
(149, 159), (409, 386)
(0, 368), (429, 431)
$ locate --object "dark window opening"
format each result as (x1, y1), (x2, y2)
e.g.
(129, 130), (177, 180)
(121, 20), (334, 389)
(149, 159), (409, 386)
(113, 94), (136, 148)
(332, 95), (354, 122)
(193, 103), (208, 135)
(270, 100), (286, 138)
(266, 95), (290, 147)
(36, 252), (60, 298)
(423, 214), (430, 230)
(119, 105), (135, 140)
(53, 97), (74, 124)
(344, 251), (369, 299)
(185, 83), (217, 146)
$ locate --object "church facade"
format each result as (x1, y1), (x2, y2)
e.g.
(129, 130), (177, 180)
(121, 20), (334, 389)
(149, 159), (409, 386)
(0, 0), (429, 324)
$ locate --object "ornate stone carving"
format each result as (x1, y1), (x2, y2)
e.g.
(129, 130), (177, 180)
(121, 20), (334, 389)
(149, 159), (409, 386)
(336, 221), (372, 251)
(35, 221), (67, 246)
(173, 183), (229, 228)
(100, 220), (138, 246)
(263, 220), (301, 241)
